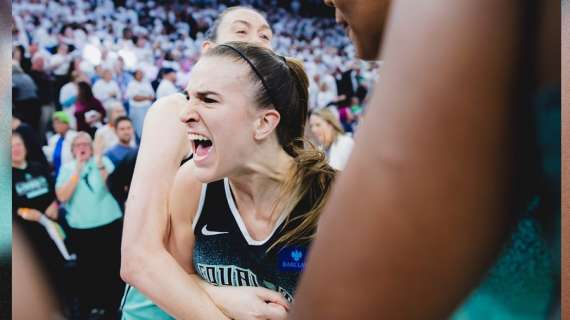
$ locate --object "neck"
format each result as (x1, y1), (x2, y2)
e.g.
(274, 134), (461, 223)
(13, 160), (27, 169)
(228, 147), (294, 223)
(119, 140), (130, 146)
(324, 133), (335, 150)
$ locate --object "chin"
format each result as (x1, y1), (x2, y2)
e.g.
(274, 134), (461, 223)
(192, 166), (222, 184)
(354, 34), (383, 61)
(356, 45), (380, 61)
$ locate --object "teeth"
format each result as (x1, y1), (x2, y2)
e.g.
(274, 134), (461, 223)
(188, 133), (211, 141)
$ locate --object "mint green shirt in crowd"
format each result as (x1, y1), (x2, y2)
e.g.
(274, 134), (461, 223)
(56, 157), (122, 229)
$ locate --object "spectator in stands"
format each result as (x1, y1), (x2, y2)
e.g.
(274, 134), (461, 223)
(106, 147), (137, 213)
(316, 80), (340, 110)
(155, 67), (178, 98)
(92, 68), (122, 111)
(12, 132), (65, 303)
(28, 55), (55, 108)
(49, 43), (73, 108)
(59, 71), (82, 111)
(113, 57), (133, 103)
(12, 44), (31, 73)
(12, 60), (42, 131)
(55, 132), (123, 319)
(104, 116), (137, 167)
(126, 69), (155, 138)
(74, 81), (106, 136)
(94, 101), (136, 153)
(309, 108), (354, 170)
(43, 112), (77, 178)
(59, 71), (90, 130)
(12, 115), (49, 167)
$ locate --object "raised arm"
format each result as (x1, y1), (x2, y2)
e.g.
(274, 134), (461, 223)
(121, 93), (190, 279)
(121, 160), (229, 319)
(291, 1), (522, 319)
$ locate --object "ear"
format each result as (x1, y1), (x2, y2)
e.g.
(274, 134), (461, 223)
(254, 109), (281, 141)
(201, 40), (214, 54)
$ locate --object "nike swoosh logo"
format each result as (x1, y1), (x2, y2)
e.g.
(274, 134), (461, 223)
(201, 225), (229, 236)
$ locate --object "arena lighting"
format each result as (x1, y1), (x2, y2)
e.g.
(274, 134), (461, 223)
(118, 48), (138, 70)
(83, 44), (101, 65)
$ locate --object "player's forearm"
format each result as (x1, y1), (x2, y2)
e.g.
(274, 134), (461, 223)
(121, 247), (229, 320)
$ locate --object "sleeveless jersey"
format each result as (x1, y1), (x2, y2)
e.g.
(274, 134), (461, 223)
(192, 178), (311, 303)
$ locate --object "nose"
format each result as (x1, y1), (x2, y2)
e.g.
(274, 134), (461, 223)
(248, 34), (269, 48)
(251, 37), (265, 48)
(179, 96), (200, 125)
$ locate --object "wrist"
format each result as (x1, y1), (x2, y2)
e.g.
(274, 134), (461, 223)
(198, 279), (217, 297)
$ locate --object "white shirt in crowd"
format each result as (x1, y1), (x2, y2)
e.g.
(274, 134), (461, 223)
(327, 134), (354, 171)
(42, 130), (78, 167)
(92, 79), (122, 108)
(156, 79), (178, 99)
(59, 82), (79, 129)
(316, 89), (338, 110)
(126, 79), (155, 109)
(59, 82), (77, 108)
(49, 53), (73, 76)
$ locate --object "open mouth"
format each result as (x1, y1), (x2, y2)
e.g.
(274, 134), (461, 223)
(189, 133), (214, 162)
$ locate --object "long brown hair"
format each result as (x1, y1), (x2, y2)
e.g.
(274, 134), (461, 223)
(205, 42), (336, 250)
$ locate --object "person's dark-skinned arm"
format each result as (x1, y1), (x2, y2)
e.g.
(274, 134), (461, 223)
(291, 1), (521, 319)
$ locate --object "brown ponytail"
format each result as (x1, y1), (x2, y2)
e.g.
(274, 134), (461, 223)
(268, 140), (336, 251)
(269, 58), (336, 251)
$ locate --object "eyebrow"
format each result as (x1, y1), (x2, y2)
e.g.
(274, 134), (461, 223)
(232, 20), (272, 33)
(196, 90), (222, 98)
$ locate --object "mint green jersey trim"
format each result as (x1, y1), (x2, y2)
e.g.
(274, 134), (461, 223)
(121, 285), (174, 320)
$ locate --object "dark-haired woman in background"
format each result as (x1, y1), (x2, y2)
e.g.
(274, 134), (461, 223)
(74, 81), (106, 137)
(11, 132), (65, 309)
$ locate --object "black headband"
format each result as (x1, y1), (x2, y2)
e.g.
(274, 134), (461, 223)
(218, 44), (281, 108)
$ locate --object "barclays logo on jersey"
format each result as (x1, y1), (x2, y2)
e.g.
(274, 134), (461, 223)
(279, 246), (307, 272)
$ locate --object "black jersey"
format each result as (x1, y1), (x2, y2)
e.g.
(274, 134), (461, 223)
(192, 178), (312, 303)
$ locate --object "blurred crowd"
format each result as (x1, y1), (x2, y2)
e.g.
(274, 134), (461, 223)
(11, 0), (379, 318)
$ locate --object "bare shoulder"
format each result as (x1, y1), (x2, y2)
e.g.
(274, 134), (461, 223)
(136, 93), (191, 172)
(146, 93), (187, 118)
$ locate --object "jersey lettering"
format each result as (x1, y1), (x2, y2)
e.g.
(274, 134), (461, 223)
(196, 263), (293, 301)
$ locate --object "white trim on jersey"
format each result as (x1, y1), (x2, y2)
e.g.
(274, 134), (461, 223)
(223, 178), (288, 246)
(191, 183), (208, 231)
